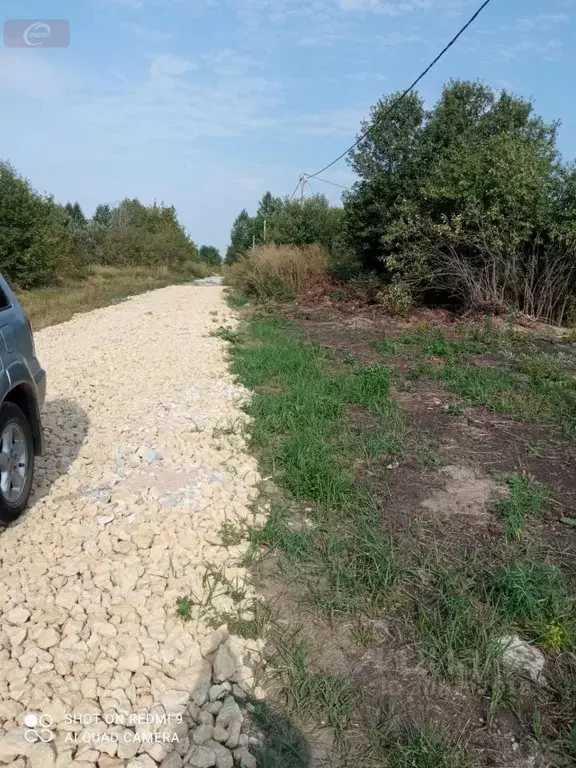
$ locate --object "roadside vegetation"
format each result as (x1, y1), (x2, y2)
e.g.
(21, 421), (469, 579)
(221, 75), (576, 768)
(222, 300), (576, 767)
(225, 79), (576, 329)
(0, 160), (218, 326)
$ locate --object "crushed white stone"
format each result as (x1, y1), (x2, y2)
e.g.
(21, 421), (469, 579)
(0, 285), (265, 766)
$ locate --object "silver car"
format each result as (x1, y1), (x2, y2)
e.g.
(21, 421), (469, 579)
(0, 275), (45, 522)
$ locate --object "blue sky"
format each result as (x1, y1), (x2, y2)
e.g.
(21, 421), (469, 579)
(0, 0), (574, 253)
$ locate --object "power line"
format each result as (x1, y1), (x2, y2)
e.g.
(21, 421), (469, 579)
(289, 177), (302, 201)
(313, 176), (349, 190)
(305, 0), (494, 181)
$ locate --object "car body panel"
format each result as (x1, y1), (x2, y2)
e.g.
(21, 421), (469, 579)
(0, 275), (46, 455)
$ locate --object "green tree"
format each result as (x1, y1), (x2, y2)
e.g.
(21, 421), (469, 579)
(345, 80), (563, 279)
(65, 201), (87, 227)
(92, 204), (112, 228)
(199, 245), (221, 267)
(343, 79), (576, 321)
(225, 209), (254, 264)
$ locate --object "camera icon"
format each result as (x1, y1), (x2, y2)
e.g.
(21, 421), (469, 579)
(24, 713), (55, 743)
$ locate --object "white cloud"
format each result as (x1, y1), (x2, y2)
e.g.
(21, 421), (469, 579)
(126, 24), (173, 45)
(0, 51), (68, 103)
(498, 36), (563, 62)
(518, 13), (570, 30)
(149, 54), (196, 79)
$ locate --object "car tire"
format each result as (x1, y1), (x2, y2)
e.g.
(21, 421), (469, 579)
(0, 402), (35, 523)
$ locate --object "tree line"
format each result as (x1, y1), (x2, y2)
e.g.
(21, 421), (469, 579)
(0, 161), (220, 289)
(226, 79), (576, 325)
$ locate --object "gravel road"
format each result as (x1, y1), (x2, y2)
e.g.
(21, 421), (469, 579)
(0, 285), (264, 768)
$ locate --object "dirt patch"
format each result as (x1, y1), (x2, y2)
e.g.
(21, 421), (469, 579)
(421, 464), (502, 519)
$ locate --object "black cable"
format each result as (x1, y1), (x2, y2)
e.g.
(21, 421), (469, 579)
(306, 0), (494, 180)
(289, 177), (302, 201)
(313, 176), (348, 190)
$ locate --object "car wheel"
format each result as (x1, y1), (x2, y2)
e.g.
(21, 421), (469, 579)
(0, 402), (35, 523)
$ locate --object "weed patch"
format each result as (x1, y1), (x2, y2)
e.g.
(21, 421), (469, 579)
(493, 473), (547, 538)
(487, 562), (575, 652)
(367, 719), (471, 768)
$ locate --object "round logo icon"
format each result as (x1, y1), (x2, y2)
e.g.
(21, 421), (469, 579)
(24, 713), (54, 743)
(22, 21), (52, 46)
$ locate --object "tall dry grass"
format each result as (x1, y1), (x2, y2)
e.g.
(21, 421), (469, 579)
(225, 244), (327, 300)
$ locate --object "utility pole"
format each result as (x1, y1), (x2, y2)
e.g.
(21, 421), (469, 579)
(263, 218), (267, 242)
(252, 234), (255, 254)
(299, 173), (308, 202)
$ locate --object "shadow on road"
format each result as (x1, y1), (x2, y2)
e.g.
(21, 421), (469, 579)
(29, 397), (90, 505)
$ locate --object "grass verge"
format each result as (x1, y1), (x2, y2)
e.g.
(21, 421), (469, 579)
(225, 300), (576, 767)
(18, 262), (209, 330)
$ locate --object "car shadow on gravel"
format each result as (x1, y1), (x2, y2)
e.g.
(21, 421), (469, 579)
(28, 397), (89, 506)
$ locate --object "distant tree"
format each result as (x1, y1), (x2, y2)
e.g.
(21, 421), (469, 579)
(65, 201), (87, 227)
(256, 191), (283, 218)
(199, 245), (221, 267)
(92, 203), (112, 228)
(225, 209), (254, 263)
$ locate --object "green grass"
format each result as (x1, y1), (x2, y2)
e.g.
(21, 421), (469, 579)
(248, 503), (314, 560)
(438, 357), (576, 436)
(487, 562), (575, 652)
(176, 595), (193, 621)
(369, 338), (399, 356)
(311, 522), (402, 616)
(231, 314), (404, 510)
(226, 290), (251, 307)
(368, 720), (471, 768)
(493, 473), (547, 539)
(250, 700), (309, 768)
(275, 640), (360, 733)
(212, 325), (244, 344)
(417, 570), (508, 700)
(399, 327), (491, 357)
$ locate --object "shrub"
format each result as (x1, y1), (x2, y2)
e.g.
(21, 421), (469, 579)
(226, 244), (327, 301)
(376, 283), (413, 316)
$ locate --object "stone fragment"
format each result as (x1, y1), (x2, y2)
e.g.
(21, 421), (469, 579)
(185, 745), (216, 768)
(500, 634), (545, 681)
(212, 646), (236, 683)
(193, 724), (214, 745)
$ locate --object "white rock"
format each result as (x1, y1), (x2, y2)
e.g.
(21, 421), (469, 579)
(215, 697), (242, 729)
(193, 724), (214, 745)
(233, 747), (257, 768)
(28, 742), (57, 768)
(0, 729), (31, 762)
(118, 651), (143, 672)
(126, 756), (157, 768)
(500, 634), (545, 682)
(185, 745), (216, 768)
(160, 754), (183, 768)
(200, 627), (228, 658)
(5, 607), (30, 626)
(36, 628), (59, 650)
(212, 646), (236, 683)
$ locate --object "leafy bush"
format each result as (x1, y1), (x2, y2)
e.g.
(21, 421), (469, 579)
(342, 80), (576, 323)
(225, 244), (327, 301)
(376, 283), (413, 316)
